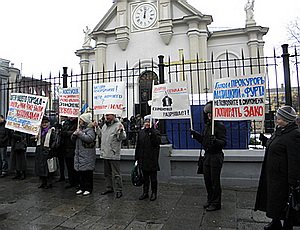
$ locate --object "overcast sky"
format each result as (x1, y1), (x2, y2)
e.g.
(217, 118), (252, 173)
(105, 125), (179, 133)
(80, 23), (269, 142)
(0, 0), (299, 77)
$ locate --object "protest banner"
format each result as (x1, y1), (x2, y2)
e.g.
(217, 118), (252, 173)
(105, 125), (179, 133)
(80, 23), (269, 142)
(93, 82), (125, 116)
(58, 87), (80, 117)
(213, 75), (265, 121)
(5, 93), (48, 135)
(151, 81), (191, 119)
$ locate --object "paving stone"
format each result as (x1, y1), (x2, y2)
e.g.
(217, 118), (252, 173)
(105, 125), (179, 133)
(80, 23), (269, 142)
(0, 175), (287, 229)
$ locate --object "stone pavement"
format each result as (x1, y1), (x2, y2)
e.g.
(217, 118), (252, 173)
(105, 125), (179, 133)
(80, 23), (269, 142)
(0, 175), (297, 230)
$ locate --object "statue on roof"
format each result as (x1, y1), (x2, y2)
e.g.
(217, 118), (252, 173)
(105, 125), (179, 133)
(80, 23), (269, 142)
(82, 26), (91, 48)
(244, 0), (256, 25)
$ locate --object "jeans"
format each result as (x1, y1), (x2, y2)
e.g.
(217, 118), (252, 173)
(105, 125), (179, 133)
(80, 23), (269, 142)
(0, 147), (8, 175)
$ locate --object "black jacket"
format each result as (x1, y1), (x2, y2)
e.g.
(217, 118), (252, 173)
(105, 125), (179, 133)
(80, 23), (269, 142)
(0, 121), (10, 147)
(135, 127), (161, 171)
(254, 123), (300, 219)
(61, 119), (77, 158)
(191, 121), (226, 154)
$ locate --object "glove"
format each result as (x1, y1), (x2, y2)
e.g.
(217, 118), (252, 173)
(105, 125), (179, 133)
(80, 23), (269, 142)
(259, 133), (268, 146)
(209, 135), (216, 145)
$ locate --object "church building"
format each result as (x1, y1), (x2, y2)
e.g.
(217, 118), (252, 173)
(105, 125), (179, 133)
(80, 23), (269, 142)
(76, 0), (268, 118)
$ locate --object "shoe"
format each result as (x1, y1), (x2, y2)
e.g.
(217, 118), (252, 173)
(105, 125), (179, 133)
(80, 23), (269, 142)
(115, 192), (122, 199)
(76, 190), (83, 195)
(139, 193), (149, 200)
(0, 174), (7, 178)
(65, 185), (75, 189)
(56, 177), (65, 182)
(206, 204), (221, 211)
(264, 219), (282, 230)
(101, 190), (114, 195)
(83, 191), (91, 196)
(203, 202), (210, 209)
(44, 184), (52, 189)
(150, 193), (157, 201)
(38, 184), (46, 188)
(12, 175), (21, 180)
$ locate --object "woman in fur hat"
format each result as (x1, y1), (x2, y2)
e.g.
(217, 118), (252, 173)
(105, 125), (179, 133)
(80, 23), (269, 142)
(255, 106), (300, 230)
(72, 113), (96, 196)
(135, 115), (161, 201)
(35, 116), (56, 189)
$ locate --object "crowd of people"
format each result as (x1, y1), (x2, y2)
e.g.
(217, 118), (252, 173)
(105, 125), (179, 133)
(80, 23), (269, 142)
(0, 102), (300, 228)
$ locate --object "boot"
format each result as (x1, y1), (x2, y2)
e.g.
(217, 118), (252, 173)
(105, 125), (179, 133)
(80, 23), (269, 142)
(12, 171), (21, 180)
(264, 219), (282, 230)
(150, 192), (157, 201)
(20, 171), (26, 180)
(139, 193), (149, 200)
(140, 183), (149, 200)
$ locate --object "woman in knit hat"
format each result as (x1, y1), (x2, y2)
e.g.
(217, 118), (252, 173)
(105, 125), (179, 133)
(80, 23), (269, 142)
(72, 113), (96, 196)
(255, 105), (300, 229)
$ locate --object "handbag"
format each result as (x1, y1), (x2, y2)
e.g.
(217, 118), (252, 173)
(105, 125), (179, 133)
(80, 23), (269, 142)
(285, 183), (300, 226)
(197, 149), (204, 174)
(14, 141), (27, 152)
(131, 161), (144, 187)
(47, 157), (58, 173)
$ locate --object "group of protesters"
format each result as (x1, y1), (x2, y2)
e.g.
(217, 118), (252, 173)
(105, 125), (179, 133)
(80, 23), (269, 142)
(0, 112), (161, 201)
(1, 100), (300, 228)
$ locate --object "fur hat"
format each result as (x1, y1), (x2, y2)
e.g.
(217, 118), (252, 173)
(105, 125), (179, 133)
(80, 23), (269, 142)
(79, 113), (92, 123)
(276, 106), (297, 123)
(42, 116), (49, 122)
(203, 101), (213, 114)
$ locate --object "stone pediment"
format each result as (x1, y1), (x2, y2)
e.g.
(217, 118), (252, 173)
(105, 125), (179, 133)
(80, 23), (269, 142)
(93, 3), (117, 33)
(92, 0), (212, 33)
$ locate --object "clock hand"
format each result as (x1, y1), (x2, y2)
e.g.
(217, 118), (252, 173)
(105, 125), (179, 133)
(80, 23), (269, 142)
(143, 8), (146, 19)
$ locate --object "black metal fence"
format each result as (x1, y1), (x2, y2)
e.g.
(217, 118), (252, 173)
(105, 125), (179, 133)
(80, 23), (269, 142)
(2, 44), (300, 149)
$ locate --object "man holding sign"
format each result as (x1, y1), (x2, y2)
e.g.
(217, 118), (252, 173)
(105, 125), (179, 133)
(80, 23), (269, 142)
(191, 101), (226, 211)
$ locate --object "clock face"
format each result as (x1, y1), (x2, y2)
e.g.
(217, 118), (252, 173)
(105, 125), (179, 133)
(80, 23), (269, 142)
(133, 3), (157, 29)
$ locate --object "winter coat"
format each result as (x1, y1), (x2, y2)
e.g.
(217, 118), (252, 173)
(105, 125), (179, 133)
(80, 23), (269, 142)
(0, 121), (10, 147)
(72, 122), (96, 171)
(135, 127), (161, 171)
(10, 131), (27, 171)
(98, 118), (126, 160)
(254, 123), (300, 219)
(35, 127), (55, 177)
(60, 119), (77, 158)
(192, 121), (226, 168)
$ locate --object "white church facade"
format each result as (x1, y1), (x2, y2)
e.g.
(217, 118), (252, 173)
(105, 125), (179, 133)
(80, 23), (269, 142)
(75, 0), (268, 117)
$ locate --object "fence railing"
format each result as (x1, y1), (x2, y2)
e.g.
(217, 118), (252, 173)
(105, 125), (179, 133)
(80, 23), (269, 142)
(1, 44), (300, 149)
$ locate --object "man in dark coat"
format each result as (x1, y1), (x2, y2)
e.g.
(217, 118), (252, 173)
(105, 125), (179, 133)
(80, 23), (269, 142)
(135, 115), (161, 201)
(191, 101), (227, 211)
(255, 106), (300, 230)
(0, 115), (10, 177)
(60, 117), (78, 189)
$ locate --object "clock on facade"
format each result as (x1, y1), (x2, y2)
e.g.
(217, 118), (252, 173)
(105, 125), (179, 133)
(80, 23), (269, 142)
(132, 3), (157, 29)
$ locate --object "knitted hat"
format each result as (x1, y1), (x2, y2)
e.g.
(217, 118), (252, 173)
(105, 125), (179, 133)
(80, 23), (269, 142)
(203, 101), (213, 114)
(276, 106), (297, 123)
(79, 113), (92, 123)
(144, 115), (151, 121)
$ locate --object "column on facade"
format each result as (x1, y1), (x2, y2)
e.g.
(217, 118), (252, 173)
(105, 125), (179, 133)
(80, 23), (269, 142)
(185, 16), (211, 93)
(94, 33), (107, 74)
(116, 0), (129, 50)
(78, 51), (91, 106)
(245, 26), (268, 75)
(159, 0), (173, 45)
